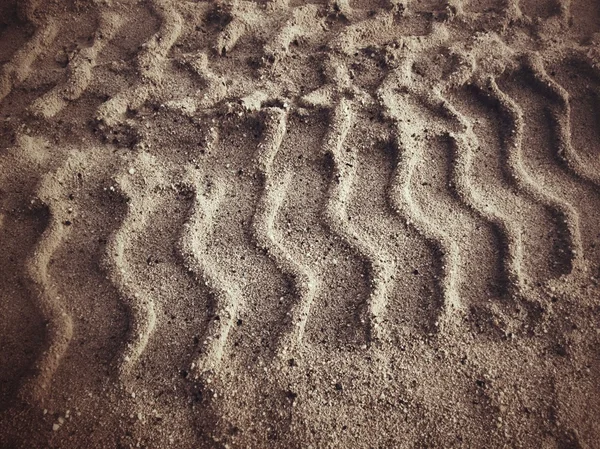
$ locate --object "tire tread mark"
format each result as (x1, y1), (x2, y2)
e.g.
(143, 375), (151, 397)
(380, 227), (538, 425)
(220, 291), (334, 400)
(96, 0), (183, 126)
(179, 174), (240, 375)
(441, 92), (525, 298)
(20, 161), (74, 404)
(30, 9), (124, 118)
(322, 98), (397, 344)
(102, 155), (162, 377)
(0, 0), (58, 104)
(252, 108), (319, 356)
(378, 76), (462, 334)
(490, 77), (584, 275)
(525, 53), (600, 187)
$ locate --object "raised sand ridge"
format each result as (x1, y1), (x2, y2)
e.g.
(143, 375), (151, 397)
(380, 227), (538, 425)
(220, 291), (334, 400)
(1, 0), (600, 447)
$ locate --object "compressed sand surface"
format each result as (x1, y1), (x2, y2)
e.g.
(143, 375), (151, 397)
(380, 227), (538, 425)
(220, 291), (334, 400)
(1, 0), (600, 447)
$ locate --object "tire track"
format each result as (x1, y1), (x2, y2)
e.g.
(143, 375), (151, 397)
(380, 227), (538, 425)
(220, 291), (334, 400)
(500, 59), (600, 275)
(181, 115), (291, 361)
(30, 9), (124, 118)
(264, 111), (370, 348)
(263, 4), (321, 64)
(2, 1), (600, 447)
(179, 173), (240, 375)
(382, 76), (512, 334)
(489, 77), (585, 276)
(552, 53), (600, 188)
(440, 94), (525, 300)
(409, 131), (504, 331)
(344, 111), (444, 339)
(102, 153), (164, 378)
(321, 98), (396, 345)
(0, 0), (58, 104)
(19, 161), (74, 404)
(252, 108), (318, 356)
(169, 52), (227, 112)
(96, 0), (182, 126)
(213, 1), (249, 56)
(379, 76), (462, 333)
(518, 54), (600, 271)
(526, 53), (600, 187)
(450, 81), (570, 290)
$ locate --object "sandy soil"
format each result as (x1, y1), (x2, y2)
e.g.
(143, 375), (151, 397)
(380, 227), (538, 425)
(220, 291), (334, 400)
(1, 0), (600, 447)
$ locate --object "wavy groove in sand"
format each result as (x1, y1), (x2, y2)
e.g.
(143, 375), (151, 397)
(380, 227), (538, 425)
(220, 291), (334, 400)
(378, 77), (462, 331)
(252, 108), (319, 355)
(96, 0), (183, 126)
(30, 10), (123, 118)
(441, 94), (525, 298)
(102, 159), (161, 377)
(2, 0), (600, 446)
(489, 78), (584, 275)
(21, 164), (74, 404)
(0, 0), (58, 104)
(524, 54), (600, 187)
(322, 98), (397, 344)
(179, 175), (241, 375)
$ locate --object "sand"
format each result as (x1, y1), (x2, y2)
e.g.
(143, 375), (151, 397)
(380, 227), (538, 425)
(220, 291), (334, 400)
(1, 0), (600, 447)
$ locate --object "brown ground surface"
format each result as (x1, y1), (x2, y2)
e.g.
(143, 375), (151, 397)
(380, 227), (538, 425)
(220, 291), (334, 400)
(1, 0), (600, 447)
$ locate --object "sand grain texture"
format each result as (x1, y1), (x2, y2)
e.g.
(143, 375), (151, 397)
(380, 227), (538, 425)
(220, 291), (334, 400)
(1, 0), (600, 447)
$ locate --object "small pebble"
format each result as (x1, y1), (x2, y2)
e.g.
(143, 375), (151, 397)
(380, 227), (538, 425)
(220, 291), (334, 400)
(52, 423), (60, 431)
(128, 168), (136, 175)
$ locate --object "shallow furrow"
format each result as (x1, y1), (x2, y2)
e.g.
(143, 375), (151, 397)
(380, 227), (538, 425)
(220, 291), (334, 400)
(30, 9), (123, 118)
(174, 52), (228, 112)
(322, 98), (397, 344)
(179, 175), (241, 375)
(102, 156), (162, 377)
(263, 4), (321, 63)
(215, 16), (247, 56)
(20, 163), (74, 404)
(525, 54), (600, 187)
(96, 0), (183, 126)
(0, 1), (58, 104)
(252, 108), (318, 356)
(441, 94), (525, 298)
(490, 78), (584, 275)
(378, 77), (462, 333)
